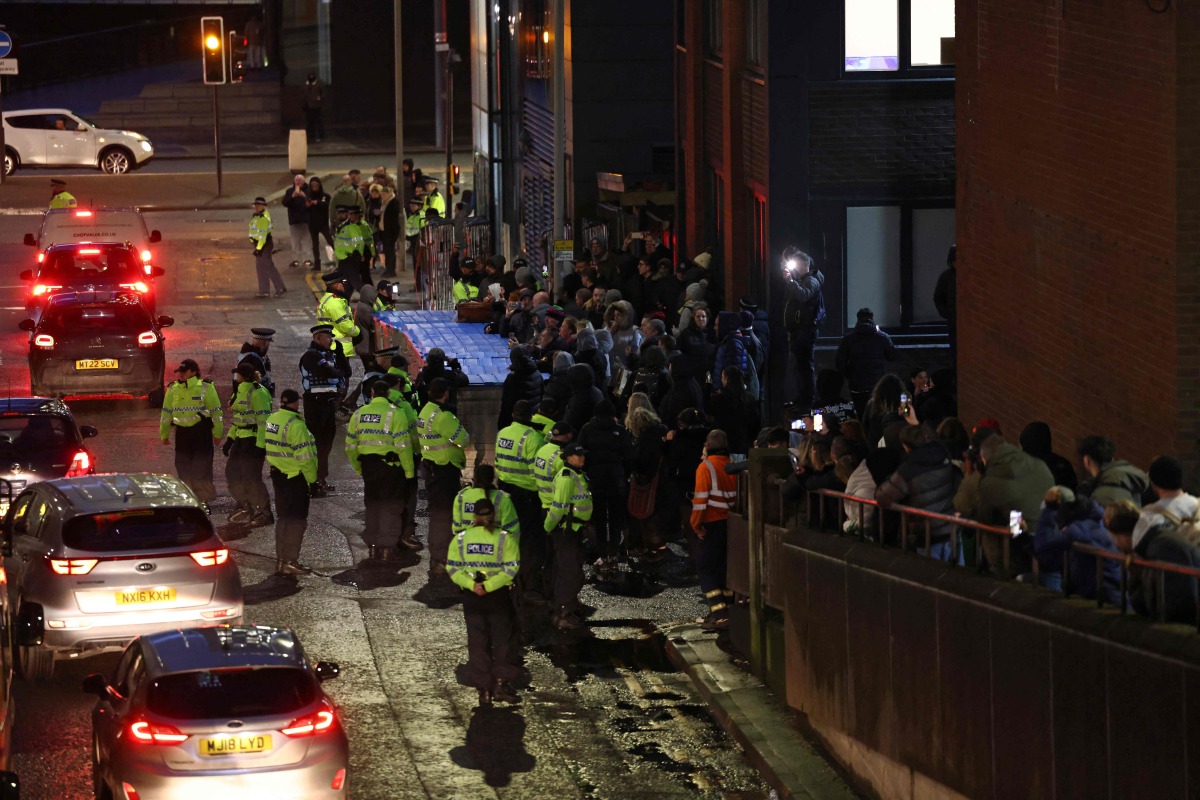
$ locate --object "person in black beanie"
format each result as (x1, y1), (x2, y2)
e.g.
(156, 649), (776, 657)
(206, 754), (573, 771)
(577, 399), (634, 572)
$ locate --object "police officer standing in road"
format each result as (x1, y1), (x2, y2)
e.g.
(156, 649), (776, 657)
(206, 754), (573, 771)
(447, 497), (523, 706)
(317, 271), (362, 362)
(405, 196), (424, 283)
(535, 421), (573, 512)
(346, 380), (415, 561)
(49, 179), (76, 209)
(225, 361), (273, 526)
(418, 378), (472, 581)
(160, 358), (224, 512)
(250, 196), (287, 299)
(545, 443), (593, 630)
(299, 324), (347, 497)
(451, 464), (520, 537)
(494, 400), (546, 598)
(347, 206), (375, 290)
(233, 327), (276, 397)
(382, 369), (423, 551)
(264, 389), (318, 576)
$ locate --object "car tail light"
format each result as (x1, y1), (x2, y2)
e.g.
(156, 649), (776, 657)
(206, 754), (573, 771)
(79, 248), (101, 255)
(75, 210), (93, 218)
(33, 333), (55, 349)
(122, 783), (141, 800)
(36, 252), (44, 263)
(48, 558), (98, 575)
(190, 549), (229, 567)
(137, 331), (157, 346)
(331, 769), (347, 790)
(121, 282), (150, 294)
(128, 719), (189, 745)
(201, 607), (240, 620)
(282, 701), (337, 737)
(65, 450), (91, 477)
(32, 284), (62, 296)
(140, 249), (152, 262)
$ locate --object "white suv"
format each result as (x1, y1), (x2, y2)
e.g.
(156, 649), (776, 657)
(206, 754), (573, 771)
(2, 108), (154, 176)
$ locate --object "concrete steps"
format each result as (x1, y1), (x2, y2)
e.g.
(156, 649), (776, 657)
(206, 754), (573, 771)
(92, 80), (280, 131)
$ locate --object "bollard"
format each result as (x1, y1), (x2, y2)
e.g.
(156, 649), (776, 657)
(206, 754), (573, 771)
(288, 129), (308, 174)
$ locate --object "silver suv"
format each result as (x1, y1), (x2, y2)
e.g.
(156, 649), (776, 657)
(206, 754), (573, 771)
(2, 473), (244, 681)
(2, 108), (154, 175)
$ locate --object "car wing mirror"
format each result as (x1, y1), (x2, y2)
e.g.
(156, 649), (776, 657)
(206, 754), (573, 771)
(314, 661), (341, 682)
(82, 673), (108, 697)
(157, 315), (174, 328)
(80, 426), (98, 439)
(149, 230), (162, 244)
(149, 266), (166, 278)
(22, 234), (35, 247)
(17, 320), (34, 333)
(18, 271), (32, 282)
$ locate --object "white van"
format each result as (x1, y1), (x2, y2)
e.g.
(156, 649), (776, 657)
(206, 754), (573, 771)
(24, 207), (163, 275)
(2, 108), (154, 175)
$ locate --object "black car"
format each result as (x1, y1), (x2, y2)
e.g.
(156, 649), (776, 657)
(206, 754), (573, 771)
(19, 291), (173, 405)
(19, 242), (164, 314)
(0, 399), (98, 519)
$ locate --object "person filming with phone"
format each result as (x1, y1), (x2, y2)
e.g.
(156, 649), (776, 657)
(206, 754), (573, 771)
(974, 434), (1054, 579)
(781, 246), (826, 409)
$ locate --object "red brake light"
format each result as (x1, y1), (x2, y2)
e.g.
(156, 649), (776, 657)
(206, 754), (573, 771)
(140, 249), (152, 262)
(331, 769), (346, 790)
(75, 210), (93, 218)
(122, 784), (141, 800)
(48, 558), (98, 575)
(79, 248), (101, 255)
(120, 282), (150, 294)
(36, 252), (44, 263)
(128, 719), (189, 745)
(137, 330), (157, 346)
(33, 333), (54, 349)
(66, 450), (91, 477)
(282, 701), (337, 737)
(32, 284), (61, 297)
(189, 549), (229, 567)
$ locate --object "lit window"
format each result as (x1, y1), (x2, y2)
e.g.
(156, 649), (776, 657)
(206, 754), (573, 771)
(845, 0), (898, 72)
(912, 0), (955, 66)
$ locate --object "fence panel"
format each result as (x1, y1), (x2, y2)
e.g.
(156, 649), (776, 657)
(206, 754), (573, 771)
(418, 221), (457, 310)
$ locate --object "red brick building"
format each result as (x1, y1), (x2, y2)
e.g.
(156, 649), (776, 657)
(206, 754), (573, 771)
(957, 0), (1198, 476)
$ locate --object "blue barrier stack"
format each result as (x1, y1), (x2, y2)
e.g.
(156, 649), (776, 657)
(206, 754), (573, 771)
(375, 310), (512, 387)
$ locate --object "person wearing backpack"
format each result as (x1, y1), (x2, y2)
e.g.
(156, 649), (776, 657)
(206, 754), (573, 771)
(1131, 455), (1200, 552)
(782, 246), (825, 409)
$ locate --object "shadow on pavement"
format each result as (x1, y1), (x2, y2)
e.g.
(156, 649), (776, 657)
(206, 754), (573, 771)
(412, 579), (465, 609)
(329, 561), (413, 591)
(449, 706), (536, 788)
(242, 574), (303, 605)
(528, 618), (678, 684)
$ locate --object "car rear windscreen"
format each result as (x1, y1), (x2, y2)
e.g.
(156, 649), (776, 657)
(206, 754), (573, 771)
(41, 245), (140, 281)
(148, 668), (319, 720)
(0, 416), (72, 453)
(41, 300), (152, 336)
(62, 507), (212, 552)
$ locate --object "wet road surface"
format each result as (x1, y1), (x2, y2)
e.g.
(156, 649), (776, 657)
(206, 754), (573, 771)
(0, 192), (772, 799)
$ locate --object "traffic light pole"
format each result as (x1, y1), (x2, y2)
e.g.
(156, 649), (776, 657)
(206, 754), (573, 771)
(212, 85), (223, 196)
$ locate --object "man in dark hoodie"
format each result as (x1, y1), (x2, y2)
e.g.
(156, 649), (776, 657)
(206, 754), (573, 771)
(1019, 421), (1077, 491)
(414, 348), (470, 413)
(835, 308), (896, 419)
(573, 326), (608, 391)
(976, 434), (1054, 577)
(658, 355), (706, 428)
(564, 363), (604, 432)
(497, 345), (543, 429)
(578, 399), (635, 569)
(782, 247), (825, 408)
(1077, 435), (1152, 507)
(875, 424), (962, 562)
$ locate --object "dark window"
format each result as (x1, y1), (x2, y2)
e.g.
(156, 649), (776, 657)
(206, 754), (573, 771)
(40, 300), (154, 337)
(41, 246), (140, 283)
(5, 114), (50, 130)
(702, 0), (722, 58)
(62, 507), (213, 553)
(0, 417), (72, 453)
(748, 193), (766, 299)
(746, 0), (766, 68)
(148, 668), (319, 720)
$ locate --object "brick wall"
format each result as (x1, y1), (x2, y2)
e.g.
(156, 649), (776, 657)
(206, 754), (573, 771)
(957, 0), (1190, 477)
(810, 82), (955, 191)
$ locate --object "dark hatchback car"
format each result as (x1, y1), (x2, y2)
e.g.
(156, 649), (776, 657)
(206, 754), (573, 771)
(20, 242), (164, 315)
(19, 291), (173, 405)
(0, 398), (97, 518)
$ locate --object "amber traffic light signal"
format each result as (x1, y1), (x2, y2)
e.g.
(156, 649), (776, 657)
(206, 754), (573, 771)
(201, 17), (226, 85)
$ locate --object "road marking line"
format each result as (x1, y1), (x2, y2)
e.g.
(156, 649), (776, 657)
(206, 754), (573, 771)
(277, 309), (313, 319)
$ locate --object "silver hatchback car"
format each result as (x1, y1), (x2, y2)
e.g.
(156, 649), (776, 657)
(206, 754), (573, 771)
(85, 626), (349, 799)
(2, 473), (243, 681)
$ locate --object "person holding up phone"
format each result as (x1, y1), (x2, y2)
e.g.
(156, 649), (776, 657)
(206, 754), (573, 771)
(973, 434), (1054, 578)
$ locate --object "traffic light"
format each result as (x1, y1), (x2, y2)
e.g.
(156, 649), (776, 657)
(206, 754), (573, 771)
(201, 17), (226, 85)
(449, 164), (461, 194)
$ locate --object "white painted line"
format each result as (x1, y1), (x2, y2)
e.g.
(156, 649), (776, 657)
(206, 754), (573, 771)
(277, 309), (313, 319)
(289, 324), (313, 337)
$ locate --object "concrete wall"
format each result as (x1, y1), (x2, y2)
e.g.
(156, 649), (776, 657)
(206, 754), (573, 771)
(956, 0), (1195, 477)
(779, 529), (1200, 800)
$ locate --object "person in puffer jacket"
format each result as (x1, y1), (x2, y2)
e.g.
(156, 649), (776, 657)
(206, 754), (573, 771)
(713, 311), (759, 400)
(497, 345), (543, 429)
(875, 424), (962, 562)
(564, 363), (603, 432)
(1034, 488), (1123, 604)
(573, 326), (609, 392)
(543, 351), (575, 412)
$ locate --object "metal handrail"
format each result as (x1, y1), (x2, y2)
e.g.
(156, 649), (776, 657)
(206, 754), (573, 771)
(802, 487), (1016, 571)
(1070, 543), (1200, 631)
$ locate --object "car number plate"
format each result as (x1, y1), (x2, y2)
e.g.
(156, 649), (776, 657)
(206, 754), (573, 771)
(199, 734), (272, 756)
(115, 587), (176, 605)
(75, 359), (118, 370)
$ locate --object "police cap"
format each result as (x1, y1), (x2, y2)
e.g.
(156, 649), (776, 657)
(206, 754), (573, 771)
(280, 389), (301, 405)
(562, 443), (587, 457)
(233, 362), (258, 380)
(252, 196), (267, 206)
(321, 271), (347, 286)
(310, 323), (335, 336)
(336, 205), (354, 212)
(461, 257), (478, 271)
(174, 358), (200, 374)
(51, 179), (67, 187)
(250, 327), (276, 341)
(551, 421), (575, 438)
(347, 206), (363, 214)
(376, 281), (395, 296)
